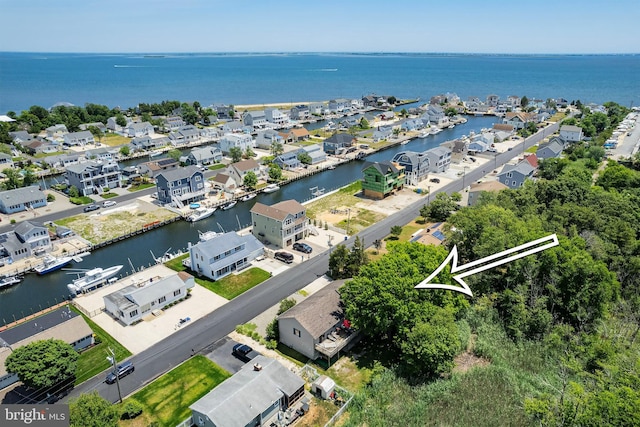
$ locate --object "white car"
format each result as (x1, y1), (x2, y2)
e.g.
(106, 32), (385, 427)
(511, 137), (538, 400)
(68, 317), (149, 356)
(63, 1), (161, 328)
(103, 200), (117, 208)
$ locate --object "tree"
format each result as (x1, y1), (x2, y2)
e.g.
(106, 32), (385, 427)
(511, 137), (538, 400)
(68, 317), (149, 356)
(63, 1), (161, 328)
(297, 152), (312, 165)
(243, 171), (258, 189)
(400, 108), (408, 117)
(229, 146), (243, 163)
(420, 204), (430, 223)
(346, 236), (368, 277)
(359, 117), (370, 129)
(87, 125), (104, 145)
(444, 107), (458, 117)
(115, 113), (127, 127)
(119, 145), (130, 157)
(328, 244), (350, 279)
(521, 96), (529, 108)
(373, 239), (382, 254)
(277, 298), (297, 315)
(424, 192), (458, 221)
(5, 339), (78, 390)
(244, 147), (255, 159)
(2, 168), (22, 190)
(390, 225), (402, 239)
(270, 141), (284, 157)
(68, 185), (80, 198)
(268, 164), (282, 181)
(69, 391), (119, 427)
(167, 149), (182, 161)
(22, 169), (37, 187)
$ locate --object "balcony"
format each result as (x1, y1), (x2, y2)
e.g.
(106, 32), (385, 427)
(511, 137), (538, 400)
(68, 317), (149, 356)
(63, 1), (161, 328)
(315, 327), (360, 359)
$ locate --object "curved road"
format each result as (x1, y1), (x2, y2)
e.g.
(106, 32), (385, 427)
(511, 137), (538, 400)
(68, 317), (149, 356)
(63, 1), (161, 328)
(65, 123), (559, 403)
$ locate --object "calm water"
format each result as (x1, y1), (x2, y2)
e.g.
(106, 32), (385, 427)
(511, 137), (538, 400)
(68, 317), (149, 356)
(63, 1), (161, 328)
(1, 53), (639, 113)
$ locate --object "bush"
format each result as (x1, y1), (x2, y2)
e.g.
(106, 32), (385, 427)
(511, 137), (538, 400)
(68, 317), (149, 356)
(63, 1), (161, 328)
(47, 193), (55, 202)
(120, 401), (143, 420)
(266, 318), (279, 341)
(266, 340), (278, 350)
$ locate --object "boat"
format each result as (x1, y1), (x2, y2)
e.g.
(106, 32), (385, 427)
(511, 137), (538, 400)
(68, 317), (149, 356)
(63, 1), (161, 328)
(151, 248), (185, 264)
(448, 125), (455, 129)
(222, 200), (237, 210)
(186, 206), (216, 222)
(66, 265), (124, 295)
(149, 150), (163, 158)
(419, 131), (430, 138)
(240, 193), (256, 202)
(400, 140), (409, 145)
(430, 126), (442, 135)
(262, 184), (280, 193)
(0, 275), (21, 289)
(327, 165), (336, 170)
(33, 255), (73, 275)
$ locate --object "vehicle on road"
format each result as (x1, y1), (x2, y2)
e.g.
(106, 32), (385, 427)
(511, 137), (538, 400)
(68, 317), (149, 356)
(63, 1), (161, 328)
(83, 204), (100, 212)
(232, 343), (258, 363)
(429, 178), (440, 183)
(103, 200), (117, 208)
(105, 361), (134, 384)
(292, 242), (312, 254)
(274, 251), (294, 264)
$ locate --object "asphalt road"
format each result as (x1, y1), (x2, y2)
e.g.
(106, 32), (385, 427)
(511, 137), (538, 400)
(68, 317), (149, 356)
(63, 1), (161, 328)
(64, 123), (560, 403)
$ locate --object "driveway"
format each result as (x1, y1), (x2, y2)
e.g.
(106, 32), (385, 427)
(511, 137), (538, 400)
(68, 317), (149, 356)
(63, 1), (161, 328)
(204, 337), (260, 374)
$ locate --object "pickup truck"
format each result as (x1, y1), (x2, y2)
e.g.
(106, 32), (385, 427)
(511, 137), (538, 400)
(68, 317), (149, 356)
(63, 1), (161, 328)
(232, 343), (259, 363)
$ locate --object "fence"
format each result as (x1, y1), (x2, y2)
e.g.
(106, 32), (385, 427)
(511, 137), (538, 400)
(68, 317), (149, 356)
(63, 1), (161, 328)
(298, 364), (354, 427)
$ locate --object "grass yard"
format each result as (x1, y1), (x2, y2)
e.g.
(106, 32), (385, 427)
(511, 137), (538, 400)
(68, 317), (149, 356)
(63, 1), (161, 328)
(196, 267), (271, 299)
(69, 305), (132, 385)
(103, 133), (131, 147)
(207, 163), (226, 171)
(336, 208), (385, 235)
(164, 253), (189, 272)
(127, 182), (155, 192)
(119, 356), (231, 427)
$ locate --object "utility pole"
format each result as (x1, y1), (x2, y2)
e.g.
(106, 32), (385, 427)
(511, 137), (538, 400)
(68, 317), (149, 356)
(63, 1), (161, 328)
(107, 347), (123, 403)
(346, 209), (351, 236)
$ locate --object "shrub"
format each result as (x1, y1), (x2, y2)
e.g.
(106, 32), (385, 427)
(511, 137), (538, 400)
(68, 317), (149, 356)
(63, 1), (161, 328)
(120, 401), (143, 420)
(47, 193), (55, 202)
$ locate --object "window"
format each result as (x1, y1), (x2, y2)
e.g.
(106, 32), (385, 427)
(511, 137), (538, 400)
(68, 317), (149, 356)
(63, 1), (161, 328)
(159, 296), (166, 303)
(130, 310), (138, 317)
(293, 328), (301, 337)
(173, 289), (181, 297)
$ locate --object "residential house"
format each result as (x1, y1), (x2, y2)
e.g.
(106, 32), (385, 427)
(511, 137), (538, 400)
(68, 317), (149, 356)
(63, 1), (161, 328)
(361, 161), (405, 200)
(45, 153), (82, 169)
(188, 231), (264, 281)
(169, 125), (201, 145)
(323, 133), (355, 155)
(125, 122), (154, 138)
(155, 165), (205, 206)
(214, 104), (234, 120)
(0, 153), (14, 169)
(139, 158), (179, 178)
(467, 181), (510, 206)
(65, 160), (122, 196)
(79, 122), (107, 133)
(220, 121), (245, 134)
(391, 151), (430, 186)
(278, 279), (358, 363)
(400, 118), (425, 132)
(242, 111), (268, 131)
(104, 273), (194, 326)
(0, 221), (51, 262)
(24, 139), (58, 155)
(423, 104), (449, 126)
(186, 146), (223, 165)
(424, 146), (452, 173)
(308, 102), (326, 115)
(251, 199), (308, 248)
(130, 135), (169, 152)
(536, 138), (565, 160)
(84, 147), (114, 162)
(486, 94), (500, 107)
(279, 128), (310, 143)
(255, 129), (284, 150)
(503, 112), (536, 130)
(338, 117), (359, 129)
(274, 152), (301, 170)
(229, 158), (262, 185)
(163, 116), (185, 131)
(497, 160), (536, 189)
(430, 94), (447, 105)
(189, 356), (305, 427)
(210, 173), (237, 192)
(264, 108), (289, 128)
(507, 95), (522, 108)
(121, 166), (140, 184)
(492, 124), (515, 141)
(0, 186), (47, 214)
(468, 139), (489, 153)
(329, 98), (351, 113)
(289, 104), (310, 120)
(218, 133), (255, 155)
(9, 131), (34, 145)
(559, 125), (583, 142)
(297, 144), (326, 164)
(45, 124), (68, 140)
(0, 306), (93, 390)
(372, 126), (393, 142)
(63, 131), (95, 147)
(362, 94), (379, 108)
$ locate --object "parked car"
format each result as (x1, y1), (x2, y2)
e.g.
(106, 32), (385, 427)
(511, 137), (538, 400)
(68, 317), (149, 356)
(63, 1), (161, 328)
(105, 361), (134, 384)
(103, 200), (117, 208)
(429, 178), (441, 183)
(232, 343), (258, 363)
(292, 242), (313, 254)
(274, 251), (294, 264)
(83, 204), (100, 212)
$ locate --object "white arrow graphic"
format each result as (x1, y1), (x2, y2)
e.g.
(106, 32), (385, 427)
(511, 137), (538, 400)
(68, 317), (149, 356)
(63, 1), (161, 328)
(415, 234), (559, 297)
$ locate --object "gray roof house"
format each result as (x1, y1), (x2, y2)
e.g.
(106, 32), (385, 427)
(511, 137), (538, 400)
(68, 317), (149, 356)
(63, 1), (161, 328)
(0, 221), (51, 262)
(169, 125), (201, 145)
(130, 135), (169, 152)
(536, 138), (565, 160)
(218, 133), (254, 155)
(65, 160), (122, 196)
(274, 152), (301, 170)
(250, 200), (308, 249)
(125, 121), (155, 138)
(186, 146), (223, 165)
(559, 125), (584, 142)
(289, 104), (310, 120)
(190, 355), (305, 427)
(188, 231), (264, 281)
(242, 110), (268, 130)
(0, 186), (47, 214)
(79, 122), (107, 133)
(297, 144), (326, 164)
(254, 129), (284, 150)
(372, 126), (393, 142)
(63, 131), (95, 147)
(155, 165), (205, 207)
(0, 153), (14, 169)
(424, 146), (452, 173)
(391, 150), (430, 185)
(264, 108), (288, 128)
(498, 160), (536, 189)
(104, 273), (194, 326)
(9, 131), (34, 145)
(323, 133), (355, 155)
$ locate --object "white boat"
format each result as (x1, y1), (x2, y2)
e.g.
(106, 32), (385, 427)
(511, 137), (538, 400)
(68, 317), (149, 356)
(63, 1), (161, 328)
(222, 200), (237, 210)
(430, 126), (442, 135)
(240, 193), (256, 202)
(34, 255), (73, 275)
(419, 131), (430, 138)
(151, 248), (185, 264)
(400, 140), (409, 145)
(187, 206), (216, 222)
(67, 265), (124, 295)
(327, 164), (336, 170)
(262, 184), (280, 193)
(0, 275), (21, 289)
(448, 125), (455, 129)
(149, 150), (163, 158)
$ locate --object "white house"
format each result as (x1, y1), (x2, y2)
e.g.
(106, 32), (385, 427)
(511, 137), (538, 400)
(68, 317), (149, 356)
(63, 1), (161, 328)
(218, 133), (254, 155)
(559, 125), (583, 142)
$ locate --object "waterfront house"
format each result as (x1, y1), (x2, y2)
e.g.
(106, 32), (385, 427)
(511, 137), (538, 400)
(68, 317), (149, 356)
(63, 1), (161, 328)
(45, 153), (82, 169)
(65, 160), (122, 196)
(188, 231), (264, 281)
(507, 95), (522, 108)
(297, 144), (326, 164)
(503, 112), (536, 130)
(104, 272), (194, 326)
(229, 158), (262, 185)
(155, 165), (205, 207)
(361, 161), (405, 200)
(242, 111), (268, 131)
(186, 146), (223, 166)
(210, 173), (237, 192)
(79, 122), (107, 133)
(63, 130), (95, 147)
(486, 94), (500, 107)
(218, 133), (255, 155)
(338, 117), (359, 129)
(323, 133), (355, 155)
(214, 104), (234, 120)
(9, 131), (34, 145)
(0, 186), (47, 214)
(130, 135), (169, 152)
(468, 181), (509, 206)
(329, 98), (351, 113)
(559, 125), (584, 142)
(308, 102), (326, 116)
(251, 199), (308, 248)
(280, 127), (310, 143)
(125, 121), (155, 138)
(163, 116), (185, 131)
(220, 121), (245, 134)
(24, 139), (58, 155)
(289, 104), (310, 120)
(264, 108), (289, 128)
(392, 151), (430, 186)
(400, 118), (425, 132)
(278, 280), (358, 363)
(0, 306), (93, 391)
(190, 355), (305, 427)
(169, 125), (201, 145)
(497, 160), (536, 189)
(424, 146), (452, 173)
(274, 152), (301, 170)
(423, 104), (448, 126)
(372, 126), (393, 142)
(0, 221), (51, 262)
(492, 124), (516, 141)
(84, 147), (114, 162)
(139, 158), (179, 178)
(254, 129), (284, 150)
(536, 138), (565, 160)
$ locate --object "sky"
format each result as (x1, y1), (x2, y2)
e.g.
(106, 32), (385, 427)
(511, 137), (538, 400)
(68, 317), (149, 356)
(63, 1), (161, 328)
(1, 0), (639, 54)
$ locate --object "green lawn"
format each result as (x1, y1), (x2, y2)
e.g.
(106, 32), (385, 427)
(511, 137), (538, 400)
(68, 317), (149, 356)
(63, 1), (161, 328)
(196, 267), (271, 299)
(164, 253), (189, 272)
(121, 356), (230, 427)
(103, 133), (131, 147)
(69, 306), (132, 385)
(127, 182), (155, 192)
(207, 163), (226, 171)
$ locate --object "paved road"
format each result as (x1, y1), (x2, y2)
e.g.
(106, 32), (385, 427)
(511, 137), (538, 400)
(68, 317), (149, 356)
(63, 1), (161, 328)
(64, 123), (560, 403)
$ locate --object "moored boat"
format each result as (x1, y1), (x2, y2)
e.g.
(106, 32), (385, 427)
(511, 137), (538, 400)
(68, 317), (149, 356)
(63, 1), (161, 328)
(186, 207), (216, 222)
(0, 275), (21, 289)
(222, 200), (237, 210)
(66, 265), (124, 295)
(262, 183), (280, 193)
(34, 255), (73, 275)
(240, 193), (256, 202)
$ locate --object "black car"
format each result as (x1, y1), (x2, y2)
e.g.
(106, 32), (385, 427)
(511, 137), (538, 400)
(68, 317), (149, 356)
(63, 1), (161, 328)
(429, 178), (441, 183)
(105, 361), (134, 384)
(232, 343), (257, 362)
(292, 242), (313, 254)
(84, 204), (100, 212)
(274, 251), (294, 263)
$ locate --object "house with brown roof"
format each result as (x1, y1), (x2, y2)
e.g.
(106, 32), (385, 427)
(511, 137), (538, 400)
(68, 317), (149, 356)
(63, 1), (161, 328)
(138, 158), (180, 178)
(279, 127), (310, 143)
(278, 280), (358, 364)
(250, 199), (308, 248)
(502, 112), (536, 130)
(228, 158), (262, 185)
(210, 173), (237, 192)
(467, 181), (509, 206)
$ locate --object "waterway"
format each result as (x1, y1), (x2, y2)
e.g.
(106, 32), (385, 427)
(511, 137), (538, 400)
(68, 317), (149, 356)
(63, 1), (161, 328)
(0, 116), (497, 324)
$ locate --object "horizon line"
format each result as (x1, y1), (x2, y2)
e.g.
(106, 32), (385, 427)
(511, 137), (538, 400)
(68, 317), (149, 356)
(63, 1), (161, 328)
(1, 51), (639, 56)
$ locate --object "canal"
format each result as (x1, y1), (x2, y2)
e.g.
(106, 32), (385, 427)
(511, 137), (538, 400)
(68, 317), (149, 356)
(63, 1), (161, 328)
(0, 116), (497, 324)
